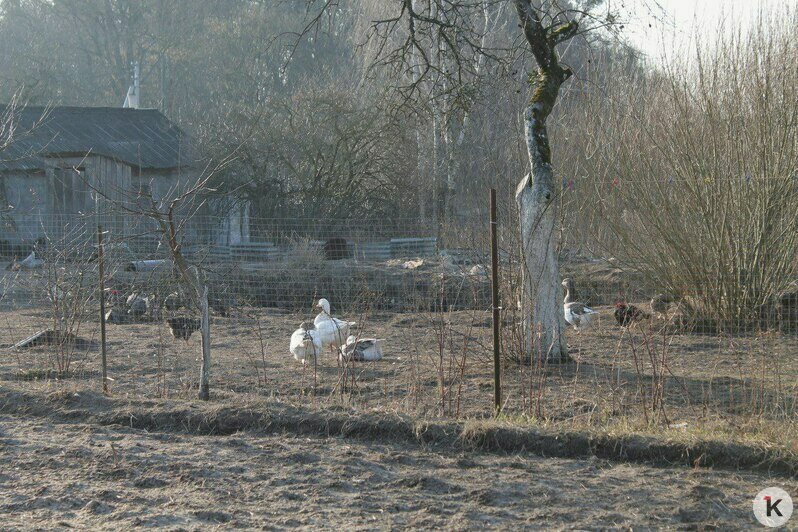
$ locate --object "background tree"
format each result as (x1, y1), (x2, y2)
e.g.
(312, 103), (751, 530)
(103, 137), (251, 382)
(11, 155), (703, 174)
(512, 0), (579, 361)
(339, 0), (632, 360)
(0, 0), (645, 362)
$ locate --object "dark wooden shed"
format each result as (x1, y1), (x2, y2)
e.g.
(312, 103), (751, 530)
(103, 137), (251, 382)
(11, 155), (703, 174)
(0, 105), (194, 246)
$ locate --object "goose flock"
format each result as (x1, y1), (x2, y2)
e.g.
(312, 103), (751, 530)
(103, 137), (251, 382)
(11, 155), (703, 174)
(37, 271), (682, 367)
(100, 288), (388, 365)
(101, 287), (226, 343)
(290, 298), (385, 366)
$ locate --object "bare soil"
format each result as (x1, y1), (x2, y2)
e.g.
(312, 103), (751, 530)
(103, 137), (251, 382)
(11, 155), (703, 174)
(1, 302), (796, 528)
(1, 407), (795, 529)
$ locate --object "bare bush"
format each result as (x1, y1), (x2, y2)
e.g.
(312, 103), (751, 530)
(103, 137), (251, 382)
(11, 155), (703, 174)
(566, 8), (798, 330)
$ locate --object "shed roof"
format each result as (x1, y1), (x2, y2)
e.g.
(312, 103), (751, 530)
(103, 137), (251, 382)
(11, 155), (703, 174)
(0, 106), (194, 171)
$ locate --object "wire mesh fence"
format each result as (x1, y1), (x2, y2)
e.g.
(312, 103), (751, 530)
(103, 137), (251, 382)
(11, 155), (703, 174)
(0, 202), (795, 426)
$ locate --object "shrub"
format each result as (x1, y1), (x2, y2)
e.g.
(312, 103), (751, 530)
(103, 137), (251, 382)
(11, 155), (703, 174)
(563, 8), (798, 330)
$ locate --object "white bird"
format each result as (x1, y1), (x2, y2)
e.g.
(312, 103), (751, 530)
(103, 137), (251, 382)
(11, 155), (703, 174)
(104, 307), (129, 325)
(126, 292), (141, 307)
(290, 324), (322, 364)
(127, 293), (149, 319)
(17, 251), (44, 270)
(340, 335), (384, 362)
(562, 278), (598, 331)
(313, 298), (356, 350)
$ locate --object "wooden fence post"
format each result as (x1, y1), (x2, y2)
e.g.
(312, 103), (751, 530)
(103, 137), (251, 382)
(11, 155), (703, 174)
(97, 224), (108, 394)
(490, 189), (501, 414)
(198, 285), (211, 400)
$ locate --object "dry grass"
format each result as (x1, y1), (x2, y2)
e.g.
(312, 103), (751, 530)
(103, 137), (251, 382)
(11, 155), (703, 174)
(555, 6), (798, 329)
(0, 254), (795, 529)
(1, 298), (795, 473)
(0, 382), (795, 477)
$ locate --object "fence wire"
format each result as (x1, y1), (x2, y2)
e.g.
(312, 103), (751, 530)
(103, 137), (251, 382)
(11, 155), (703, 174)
(0, 207), (795, 425)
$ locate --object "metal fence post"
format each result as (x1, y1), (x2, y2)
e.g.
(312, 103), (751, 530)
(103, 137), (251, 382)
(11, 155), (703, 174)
(490, 189), (501, 414)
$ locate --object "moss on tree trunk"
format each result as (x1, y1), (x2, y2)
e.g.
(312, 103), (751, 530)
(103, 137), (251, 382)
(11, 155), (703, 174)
(514, 1), (577, 362)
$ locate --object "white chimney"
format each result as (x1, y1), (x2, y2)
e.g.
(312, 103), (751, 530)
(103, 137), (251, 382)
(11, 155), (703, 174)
(123, 61), (140, 109)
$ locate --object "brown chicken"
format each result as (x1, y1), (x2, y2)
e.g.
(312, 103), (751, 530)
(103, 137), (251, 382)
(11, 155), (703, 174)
(614, 302), (650, 326)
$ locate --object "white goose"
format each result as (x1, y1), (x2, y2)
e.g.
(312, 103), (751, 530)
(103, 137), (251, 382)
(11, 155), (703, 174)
(340, 335), (384, 362)
(290, 323), (322, 365)
(562, 278), (598, 331)
(313, 298), (356, 350)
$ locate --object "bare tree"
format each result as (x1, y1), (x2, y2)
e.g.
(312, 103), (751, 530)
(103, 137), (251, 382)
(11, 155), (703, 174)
(572, 8), (798, 329)
(513, 0), (579, 362)
(88, 164), (228, 400)
(341, 0), (621, 362)
(1, 0), (643, 364)
(0, 93), (22, 151)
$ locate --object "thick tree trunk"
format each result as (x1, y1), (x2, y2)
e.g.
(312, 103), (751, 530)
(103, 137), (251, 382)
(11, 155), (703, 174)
(513, 0), (577, 363)
(517, 165), (566, 363)
(517, 101), (568, 363)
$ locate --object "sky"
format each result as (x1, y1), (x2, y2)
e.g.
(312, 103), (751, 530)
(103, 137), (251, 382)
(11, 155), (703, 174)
(620, 0), (798, 61)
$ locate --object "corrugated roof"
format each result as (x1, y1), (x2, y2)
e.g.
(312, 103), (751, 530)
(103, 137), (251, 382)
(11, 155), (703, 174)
(0, 106), (194, 171)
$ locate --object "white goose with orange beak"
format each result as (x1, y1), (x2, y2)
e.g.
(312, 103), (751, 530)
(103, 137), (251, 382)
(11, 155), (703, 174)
(313, 298), (356, 350)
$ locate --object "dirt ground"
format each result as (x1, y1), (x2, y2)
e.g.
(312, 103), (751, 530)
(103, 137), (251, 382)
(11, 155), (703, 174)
(2, 303), (796, 426)
(1, 301), (797, 529)
(1, 411), (795, 530)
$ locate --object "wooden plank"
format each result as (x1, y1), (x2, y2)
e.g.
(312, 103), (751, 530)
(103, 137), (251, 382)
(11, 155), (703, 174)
(390, 237), (437, 258)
